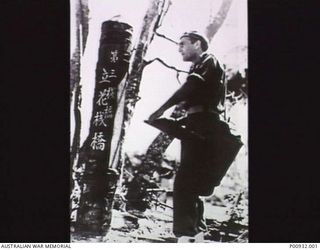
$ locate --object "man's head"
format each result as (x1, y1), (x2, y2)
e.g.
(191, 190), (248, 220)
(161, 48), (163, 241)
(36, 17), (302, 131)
(179, 31), (209, 62)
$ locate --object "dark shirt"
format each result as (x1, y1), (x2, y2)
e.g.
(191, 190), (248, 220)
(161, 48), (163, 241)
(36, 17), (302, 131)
(166, 53), (225, 113)
(186, 53), (225, 111)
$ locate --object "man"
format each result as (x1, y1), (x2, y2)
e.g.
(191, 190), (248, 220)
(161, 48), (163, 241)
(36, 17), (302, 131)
(148, 31), (225, 242)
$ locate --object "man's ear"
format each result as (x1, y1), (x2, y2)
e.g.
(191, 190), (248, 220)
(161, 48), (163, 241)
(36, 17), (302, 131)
(194, 40), (201, 50)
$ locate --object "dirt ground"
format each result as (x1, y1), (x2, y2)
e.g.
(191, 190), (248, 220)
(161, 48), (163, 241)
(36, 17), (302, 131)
(71, 195), (248, 243)
(71, 150), (248, 243)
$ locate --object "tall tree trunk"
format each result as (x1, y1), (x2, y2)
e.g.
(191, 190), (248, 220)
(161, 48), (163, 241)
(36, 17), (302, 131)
(70, 0), (89, 99)
(143, 0), (234, 169)
(206, 0), (233, 42)
(78, 0), (89, 53)
(73, 21), (133, 238)
(114, 0), (170, 176)
(70, 0), (90, 193)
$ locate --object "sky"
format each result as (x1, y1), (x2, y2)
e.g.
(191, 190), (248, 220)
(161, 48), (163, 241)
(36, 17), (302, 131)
(70, 0), (248, 161)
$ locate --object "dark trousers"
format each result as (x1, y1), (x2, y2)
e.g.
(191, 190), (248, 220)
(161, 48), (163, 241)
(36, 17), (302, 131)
(173, 113), (219, 237)
(173, 169), (208, 237)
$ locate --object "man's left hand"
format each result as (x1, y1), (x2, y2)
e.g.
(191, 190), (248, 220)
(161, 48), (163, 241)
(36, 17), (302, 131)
(148, 108), (165, 122)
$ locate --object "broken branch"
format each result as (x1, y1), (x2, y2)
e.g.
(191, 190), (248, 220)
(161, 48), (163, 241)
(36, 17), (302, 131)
(144, 58), (188, 73)
(155, 31), (179, 45)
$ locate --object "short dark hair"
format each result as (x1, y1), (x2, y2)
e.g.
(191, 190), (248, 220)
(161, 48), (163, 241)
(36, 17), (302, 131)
(180, 31), (209, 51)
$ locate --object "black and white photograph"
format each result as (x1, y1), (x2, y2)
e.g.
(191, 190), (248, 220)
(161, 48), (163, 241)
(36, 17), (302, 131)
(70, 0), (248, 243)
(2, 0), (320, 246)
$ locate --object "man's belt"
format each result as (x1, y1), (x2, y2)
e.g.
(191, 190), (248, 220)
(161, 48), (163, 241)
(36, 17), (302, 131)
(144, 118), (205, 141)
(187, 105), (221, 115)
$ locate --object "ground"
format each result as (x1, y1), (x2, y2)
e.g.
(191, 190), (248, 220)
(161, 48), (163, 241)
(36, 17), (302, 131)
(71, 194), (248, 243)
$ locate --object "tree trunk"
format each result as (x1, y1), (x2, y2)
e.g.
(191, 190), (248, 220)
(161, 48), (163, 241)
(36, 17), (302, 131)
(114, 0), (169, 174)
(70, 0), (90, 193)
(73, 21), (133, 238)
(78, 0), (89, 53)
(206, 0), (233, 42)
(70, 0), (89, 99)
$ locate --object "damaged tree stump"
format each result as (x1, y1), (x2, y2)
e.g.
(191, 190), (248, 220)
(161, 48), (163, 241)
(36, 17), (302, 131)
(73, 21), (133, 237)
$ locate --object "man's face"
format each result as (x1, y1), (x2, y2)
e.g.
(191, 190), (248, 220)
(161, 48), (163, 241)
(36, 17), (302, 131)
(178, 37), (198, 62)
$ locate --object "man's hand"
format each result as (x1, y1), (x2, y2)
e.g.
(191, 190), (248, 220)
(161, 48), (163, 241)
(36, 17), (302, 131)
(148, 108), (165, 122)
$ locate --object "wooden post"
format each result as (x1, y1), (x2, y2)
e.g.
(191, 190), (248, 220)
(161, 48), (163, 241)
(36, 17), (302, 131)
(74, 21), (133, 237)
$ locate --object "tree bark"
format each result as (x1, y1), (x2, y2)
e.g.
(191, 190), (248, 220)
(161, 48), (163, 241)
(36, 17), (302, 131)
(114, 0), (170, 173)
(70, 0), (90, 193)
(73, 21), (133, 238)
(70, 0), (89, 99)
(78, 0), (89, 53)
(206, 0), (233, 42)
